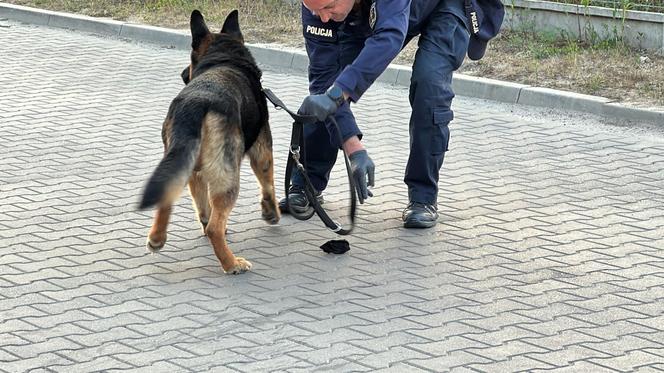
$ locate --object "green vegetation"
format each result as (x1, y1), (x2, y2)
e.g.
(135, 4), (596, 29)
(548, 0), (664, 13)
(6, 0), (663, 106)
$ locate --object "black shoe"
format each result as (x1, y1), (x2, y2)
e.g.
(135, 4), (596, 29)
(402, 202), (438, 228)
(278, 186), (323, 215)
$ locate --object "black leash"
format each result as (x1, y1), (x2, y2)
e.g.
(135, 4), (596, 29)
(262, 88), (356, 235)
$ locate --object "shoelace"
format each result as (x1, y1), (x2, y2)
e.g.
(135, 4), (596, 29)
(290, 186), (321, 197)
(408, 202), (437, 214)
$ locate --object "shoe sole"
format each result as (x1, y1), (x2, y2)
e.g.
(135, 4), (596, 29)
(279, 205), (314, 215)
(403, 219), (437, 229)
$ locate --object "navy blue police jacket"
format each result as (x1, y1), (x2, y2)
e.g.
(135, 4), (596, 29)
(303, 0), (503, 103)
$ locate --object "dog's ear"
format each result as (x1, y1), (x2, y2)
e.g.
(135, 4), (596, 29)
(190, 10), (210, 49)
(221, 10), (243, 43)
(181, 66), (191, 85)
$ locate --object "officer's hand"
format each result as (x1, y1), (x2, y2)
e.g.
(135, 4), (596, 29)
(298, 93), (339, 122)
(349, 150), (375, 204)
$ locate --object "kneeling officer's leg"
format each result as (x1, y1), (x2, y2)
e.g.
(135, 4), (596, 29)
(403, 10), (469, 228)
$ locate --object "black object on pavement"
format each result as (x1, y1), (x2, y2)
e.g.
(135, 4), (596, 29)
(320, 240), (350, 254)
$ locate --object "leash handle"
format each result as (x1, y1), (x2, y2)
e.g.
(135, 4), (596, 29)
(263, 88), (318, 123)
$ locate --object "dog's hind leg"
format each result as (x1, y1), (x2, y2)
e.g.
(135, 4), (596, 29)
(147, 205), (172, 252)
(188, 172), (210, 232)
(207, 186), (251, 274)
(247, 125), (280, 225)
(201, 112), (250, 274)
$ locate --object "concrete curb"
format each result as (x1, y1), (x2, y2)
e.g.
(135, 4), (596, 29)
(2, 2), (662, 125)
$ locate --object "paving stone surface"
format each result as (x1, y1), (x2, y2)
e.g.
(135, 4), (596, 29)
(1, 20), (664, 372)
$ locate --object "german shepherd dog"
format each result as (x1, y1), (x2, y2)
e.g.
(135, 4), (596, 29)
(139, 10), (280, 274)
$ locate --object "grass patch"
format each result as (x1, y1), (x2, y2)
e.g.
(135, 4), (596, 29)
(546, 0), (664, 13)
(6, 0), (664, 107)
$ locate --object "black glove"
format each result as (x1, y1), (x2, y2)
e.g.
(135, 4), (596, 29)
(349, 150), (375, 204)
(297, 87), (343, 122)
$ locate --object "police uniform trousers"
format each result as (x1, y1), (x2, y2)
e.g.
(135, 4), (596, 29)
(294, 0), (470, 206)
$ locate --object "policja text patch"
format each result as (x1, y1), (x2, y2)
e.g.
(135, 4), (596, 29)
(306, 25), (334, 38)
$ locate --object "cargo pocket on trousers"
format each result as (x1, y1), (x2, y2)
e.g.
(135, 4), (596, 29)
(431, 109), (453, 155)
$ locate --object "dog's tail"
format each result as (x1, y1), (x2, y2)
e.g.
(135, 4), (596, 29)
(139, 102), (205, 210)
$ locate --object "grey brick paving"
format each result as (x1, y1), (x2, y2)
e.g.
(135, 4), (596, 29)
(1, 19), (664, 372)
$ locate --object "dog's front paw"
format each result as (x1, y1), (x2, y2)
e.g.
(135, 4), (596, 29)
(262, 210), (280, 225)
(224, 257), (252, 274)
(261, 198), (280, 224)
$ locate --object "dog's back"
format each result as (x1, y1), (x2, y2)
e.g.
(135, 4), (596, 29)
(184, 39), (268, 149)
(140, 21), (267, 210)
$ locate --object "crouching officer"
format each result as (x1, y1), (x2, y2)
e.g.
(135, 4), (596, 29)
(279, 0), (504, 228)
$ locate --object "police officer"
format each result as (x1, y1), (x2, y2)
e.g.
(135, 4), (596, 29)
(279, 0), (503, 228)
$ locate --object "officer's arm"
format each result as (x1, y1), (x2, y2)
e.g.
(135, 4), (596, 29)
(335, 0), (410, 102)
(302, 5), (364, 147)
